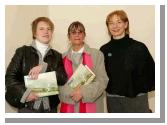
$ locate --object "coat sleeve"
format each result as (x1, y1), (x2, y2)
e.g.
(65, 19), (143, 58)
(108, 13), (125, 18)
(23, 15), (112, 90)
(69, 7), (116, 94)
(58, 83), (75, 104)
(55, 56), (68, 86)
(132, 43), (155, 92)
(45, 52), (67, 86)
(5, 47), (26, 108)
(58, 55), (74, 104)
(80, 50), (109, 103)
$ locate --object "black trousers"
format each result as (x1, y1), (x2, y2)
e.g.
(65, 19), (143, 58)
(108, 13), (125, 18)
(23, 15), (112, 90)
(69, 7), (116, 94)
(107, 94), (151, 113)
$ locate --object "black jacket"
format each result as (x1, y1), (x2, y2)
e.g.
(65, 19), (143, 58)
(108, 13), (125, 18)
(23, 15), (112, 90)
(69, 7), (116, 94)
(100, 35), (155, 97)
(5, 45), (67, 109)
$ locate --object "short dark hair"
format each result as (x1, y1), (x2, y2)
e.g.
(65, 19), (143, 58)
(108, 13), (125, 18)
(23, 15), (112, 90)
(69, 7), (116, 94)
(67, 21), (86, 38)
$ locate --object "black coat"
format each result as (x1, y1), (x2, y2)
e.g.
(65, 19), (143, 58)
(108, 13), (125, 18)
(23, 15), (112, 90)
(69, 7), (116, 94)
(100, 35), (155, 97)
(5, 45), (67, 110)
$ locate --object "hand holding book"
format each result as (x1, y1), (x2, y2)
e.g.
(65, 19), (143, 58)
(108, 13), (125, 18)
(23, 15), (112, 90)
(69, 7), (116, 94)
(24, 71), (59, 97)
(67, 64), (96, 89)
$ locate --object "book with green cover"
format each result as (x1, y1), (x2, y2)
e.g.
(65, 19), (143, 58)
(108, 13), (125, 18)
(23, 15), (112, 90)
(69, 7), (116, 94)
(67, 64), (96, 88)
(24, 71), (59, 97)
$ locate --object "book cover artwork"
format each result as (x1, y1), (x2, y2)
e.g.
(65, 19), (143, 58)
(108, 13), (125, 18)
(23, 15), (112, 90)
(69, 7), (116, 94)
(24, 71), (58, 97)
(67, 64), (96, 88)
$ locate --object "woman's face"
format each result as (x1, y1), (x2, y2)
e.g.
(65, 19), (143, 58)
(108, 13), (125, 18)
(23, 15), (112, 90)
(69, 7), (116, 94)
(69, 29), (85, 46)
(108, 15), (128, 39)
(35, 21), (53, 44)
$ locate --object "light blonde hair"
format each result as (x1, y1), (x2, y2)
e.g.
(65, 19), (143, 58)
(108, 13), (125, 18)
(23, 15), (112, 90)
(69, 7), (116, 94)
(106, 10), (129, 36)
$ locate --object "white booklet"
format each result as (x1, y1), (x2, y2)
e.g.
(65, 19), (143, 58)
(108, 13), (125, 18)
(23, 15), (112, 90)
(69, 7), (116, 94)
(67, 64), (96, 88)
(24, 71), (59, 97)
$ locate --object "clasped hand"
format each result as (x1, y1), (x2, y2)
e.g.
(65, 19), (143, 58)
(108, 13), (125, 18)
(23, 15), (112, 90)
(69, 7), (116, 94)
(70, 86), (83, 102)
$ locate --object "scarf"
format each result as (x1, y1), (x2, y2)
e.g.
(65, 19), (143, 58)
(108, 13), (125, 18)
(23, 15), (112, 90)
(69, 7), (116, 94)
(60, 52), (96, 113)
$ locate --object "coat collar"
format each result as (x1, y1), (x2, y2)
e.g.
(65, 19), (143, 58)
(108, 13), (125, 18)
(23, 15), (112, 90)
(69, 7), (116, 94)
(31, 40), (52, 56)
(63, 43), (91, 60)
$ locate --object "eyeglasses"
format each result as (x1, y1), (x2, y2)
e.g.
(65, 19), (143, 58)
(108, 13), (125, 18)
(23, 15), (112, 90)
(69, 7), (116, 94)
(70, 31), (84, 35)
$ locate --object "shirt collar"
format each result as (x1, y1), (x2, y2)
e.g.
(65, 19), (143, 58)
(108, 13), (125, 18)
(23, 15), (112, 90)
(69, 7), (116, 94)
(72, 46), (84, 54)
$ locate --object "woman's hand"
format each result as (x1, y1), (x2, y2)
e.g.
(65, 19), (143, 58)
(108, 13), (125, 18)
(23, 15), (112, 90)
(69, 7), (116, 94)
(28, 65), (43, 79)
(26, 92), (38, 102)
(70, 87), (83, 102)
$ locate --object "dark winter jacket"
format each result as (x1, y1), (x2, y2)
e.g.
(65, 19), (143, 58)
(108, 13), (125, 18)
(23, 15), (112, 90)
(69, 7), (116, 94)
(5, 45), (67, 110)
(100, 35), (155, 97)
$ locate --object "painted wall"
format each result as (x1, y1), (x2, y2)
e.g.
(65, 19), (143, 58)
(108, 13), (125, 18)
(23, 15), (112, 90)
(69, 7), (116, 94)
(5, 5), (49, 113)
(5, 5), (155, 113)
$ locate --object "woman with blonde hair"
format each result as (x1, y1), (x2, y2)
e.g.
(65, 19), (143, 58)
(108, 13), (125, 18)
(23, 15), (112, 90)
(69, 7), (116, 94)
(100, 10), (155, 113)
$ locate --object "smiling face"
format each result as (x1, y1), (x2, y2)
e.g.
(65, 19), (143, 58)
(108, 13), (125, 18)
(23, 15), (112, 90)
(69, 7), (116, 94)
(69, 29), (85, 46)
(108, 14), (128, 39)
(34, 21), (53, 44)
(68, 21), (86, 50)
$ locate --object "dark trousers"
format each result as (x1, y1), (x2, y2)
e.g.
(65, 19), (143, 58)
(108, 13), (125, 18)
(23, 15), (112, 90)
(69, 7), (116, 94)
(107, 94), (151, 113)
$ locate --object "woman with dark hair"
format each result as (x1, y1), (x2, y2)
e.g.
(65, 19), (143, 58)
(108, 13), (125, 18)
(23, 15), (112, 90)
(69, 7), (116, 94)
(59, 21), (108, 113)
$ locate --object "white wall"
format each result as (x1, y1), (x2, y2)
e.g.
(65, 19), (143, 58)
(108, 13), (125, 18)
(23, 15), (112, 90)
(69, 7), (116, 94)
(48, 5), (155, 58)
(5, 5), (49, 113)
(5, 5), (155, 113)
